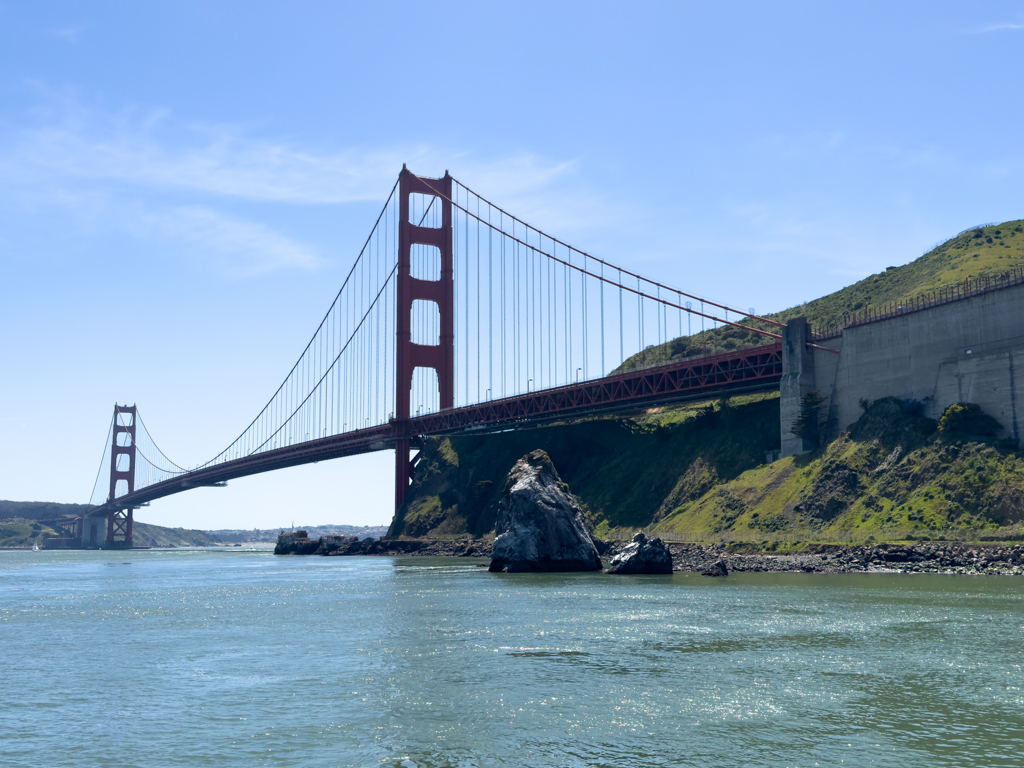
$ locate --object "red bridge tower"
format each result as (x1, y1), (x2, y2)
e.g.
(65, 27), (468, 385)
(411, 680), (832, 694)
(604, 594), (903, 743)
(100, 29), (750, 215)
(84, 404), (136, 548)
(394, 168), (454, 510)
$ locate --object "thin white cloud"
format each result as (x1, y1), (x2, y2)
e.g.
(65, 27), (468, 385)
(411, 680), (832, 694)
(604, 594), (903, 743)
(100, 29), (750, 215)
(975, 23), (1024, 32)
(49, 27), (84, 43)
(0, 92), (621, 275)
(143, 207), (324, 276)
(10, 123), (415, 205)
(760, 130), (848, 160)
(2, 96), (586, 211)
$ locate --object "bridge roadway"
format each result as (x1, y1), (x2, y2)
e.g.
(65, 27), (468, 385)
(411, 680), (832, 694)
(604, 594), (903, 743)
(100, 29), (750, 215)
(93, 342), (782, 513)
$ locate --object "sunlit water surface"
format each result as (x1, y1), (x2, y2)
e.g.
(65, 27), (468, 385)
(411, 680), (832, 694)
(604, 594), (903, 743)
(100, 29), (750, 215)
(2, 549), (1024, 767)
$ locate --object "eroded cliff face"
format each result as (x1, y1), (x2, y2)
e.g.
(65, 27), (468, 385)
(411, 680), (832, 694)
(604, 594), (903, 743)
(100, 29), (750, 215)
(387, 394), (782, 539)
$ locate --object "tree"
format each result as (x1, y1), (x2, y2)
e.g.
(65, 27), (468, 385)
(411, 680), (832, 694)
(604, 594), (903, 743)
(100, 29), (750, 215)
(938, 402), (1001, 438)
(792, 390), (828, 448)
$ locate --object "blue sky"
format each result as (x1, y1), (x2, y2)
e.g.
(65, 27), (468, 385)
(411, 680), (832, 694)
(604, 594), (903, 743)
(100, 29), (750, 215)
(2, 2), (1022, 530)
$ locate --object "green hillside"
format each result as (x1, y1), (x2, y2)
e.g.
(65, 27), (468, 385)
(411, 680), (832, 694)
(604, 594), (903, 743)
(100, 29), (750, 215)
(0, 519), (64, 548)
(657, 398), (1022, 544)
(618, 220), (1024, 371)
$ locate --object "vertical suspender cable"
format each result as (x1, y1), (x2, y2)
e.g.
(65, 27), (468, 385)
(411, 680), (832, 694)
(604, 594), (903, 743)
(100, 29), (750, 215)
(619, 269), (624, 367)
(476, 194), (481, 403)
(600, 262), (605, 375)
(488, 204), (493, 398)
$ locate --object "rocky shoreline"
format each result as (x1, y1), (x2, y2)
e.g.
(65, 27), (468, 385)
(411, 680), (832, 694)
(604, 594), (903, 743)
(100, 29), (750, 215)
(652, 542), (1024, 576)
(276, 532), (1024, 575)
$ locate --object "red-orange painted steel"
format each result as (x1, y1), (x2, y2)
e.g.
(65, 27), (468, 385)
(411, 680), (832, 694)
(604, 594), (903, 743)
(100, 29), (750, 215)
(394, 169), (454, 508)
(107, 404), (136, 547)
(407, 343), (783, 436)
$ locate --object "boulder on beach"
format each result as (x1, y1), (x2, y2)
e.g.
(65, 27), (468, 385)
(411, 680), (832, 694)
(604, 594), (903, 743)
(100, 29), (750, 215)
(488, 450), (602, 573)
(606, 532), (673, 574)
(701, 559), (728, 577)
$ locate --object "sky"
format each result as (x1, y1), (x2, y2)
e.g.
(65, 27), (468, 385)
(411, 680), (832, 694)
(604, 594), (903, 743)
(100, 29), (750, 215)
(1, 1), (1022, 531)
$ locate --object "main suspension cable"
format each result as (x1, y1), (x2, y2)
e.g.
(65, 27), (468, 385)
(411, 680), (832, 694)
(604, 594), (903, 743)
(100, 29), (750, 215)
(448, 176), (784, 329)
(420, 174), (781, 341)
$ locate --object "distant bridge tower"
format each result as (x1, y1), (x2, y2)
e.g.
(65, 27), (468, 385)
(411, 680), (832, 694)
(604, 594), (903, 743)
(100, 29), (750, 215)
(394, 168), (454, 509)
(84, 404), (136, 548)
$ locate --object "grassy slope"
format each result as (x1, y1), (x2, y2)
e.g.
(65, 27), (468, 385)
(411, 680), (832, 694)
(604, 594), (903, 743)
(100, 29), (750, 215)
(617, 220), (1024, 370)
(0, 520), (63, 547)
(657, 398), (1024, 544)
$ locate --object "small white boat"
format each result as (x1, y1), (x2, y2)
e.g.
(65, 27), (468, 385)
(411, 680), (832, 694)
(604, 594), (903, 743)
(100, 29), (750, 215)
(32, 541), (39, 552)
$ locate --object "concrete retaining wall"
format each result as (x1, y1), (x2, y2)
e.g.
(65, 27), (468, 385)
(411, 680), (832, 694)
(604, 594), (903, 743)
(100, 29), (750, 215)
(788, 281), (1024, 451)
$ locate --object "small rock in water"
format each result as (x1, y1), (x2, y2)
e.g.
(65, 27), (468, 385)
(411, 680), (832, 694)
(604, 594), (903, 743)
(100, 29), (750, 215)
(488, 450), (602, 573)
(606, 532), (673, 574)
(701, 560), (728, 577)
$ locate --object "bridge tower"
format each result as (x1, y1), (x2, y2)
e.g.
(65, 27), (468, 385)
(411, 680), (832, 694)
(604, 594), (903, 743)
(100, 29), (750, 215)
(394, 168), (454, 510)
(101, 404), (136, 548)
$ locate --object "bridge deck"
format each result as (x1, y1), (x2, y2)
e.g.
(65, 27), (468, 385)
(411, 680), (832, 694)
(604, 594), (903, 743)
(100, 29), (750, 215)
(92, 343), (782, 512)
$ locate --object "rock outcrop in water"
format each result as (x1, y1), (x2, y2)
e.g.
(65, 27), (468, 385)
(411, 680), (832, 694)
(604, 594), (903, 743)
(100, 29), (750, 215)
(701, 559), (729, 577)
(274, 530), (320, 555)
(315, 535), (359, 555)
(605, 532), (673, 574)
(488, 450), (602, 573)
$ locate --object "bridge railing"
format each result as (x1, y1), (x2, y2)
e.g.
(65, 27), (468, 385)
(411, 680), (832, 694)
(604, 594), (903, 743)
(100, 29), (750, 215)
(842, 266), (1024, 331)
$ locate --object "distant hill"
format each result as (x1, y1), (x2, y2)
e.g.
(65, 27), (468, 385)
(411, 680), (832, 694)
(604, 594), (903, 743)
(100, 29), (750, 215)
(0, 499), (217, 548)
(618, 219), (1024, 370)
(205, 525), (388, 543)
(0, 500), (93, 519)
(0, 499), (385, 547)
(133, 523), (219, 548)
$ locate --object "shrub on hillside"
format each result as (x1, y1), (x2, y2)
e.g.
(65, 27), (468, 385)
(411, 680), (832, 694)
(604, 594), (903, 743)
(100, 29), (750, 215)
(791, 391), (827, 447)
(848, 397), (936, 448)
(938, 403), (1001, 438)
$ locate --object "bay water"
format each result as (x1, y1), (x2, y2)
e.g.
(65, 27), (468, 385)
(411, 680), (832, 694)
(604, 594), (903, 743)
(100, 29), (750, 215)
(2, 548), (1023, 767)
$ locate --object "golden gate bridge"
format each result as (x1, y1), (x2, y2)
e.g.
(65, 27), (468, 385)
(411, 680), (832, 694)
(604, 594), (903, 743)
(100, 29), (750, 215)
(78, 167), (805, 548)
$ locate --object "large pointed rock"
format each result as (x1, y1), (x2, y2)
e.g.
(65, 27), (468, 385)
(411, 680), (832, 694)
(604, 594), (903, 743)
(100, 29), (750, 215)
(489, 450), (602, 573)
(606, 532), (673, 574)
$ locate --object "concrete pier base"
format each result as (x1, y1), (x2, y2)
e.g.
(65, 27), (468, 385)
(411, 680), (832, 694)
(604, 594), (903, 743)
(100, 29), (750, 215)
(780, 318), (818, 458)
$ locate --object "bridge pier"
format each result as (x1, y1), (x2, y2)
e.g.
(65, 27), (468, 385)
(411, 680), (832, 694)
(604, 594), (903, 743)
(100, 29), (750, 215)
(780, 318), (818, 457)
(79, 508), (134, 549)
(106, 507), (134, 549)
(395, 438), (411, 510)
